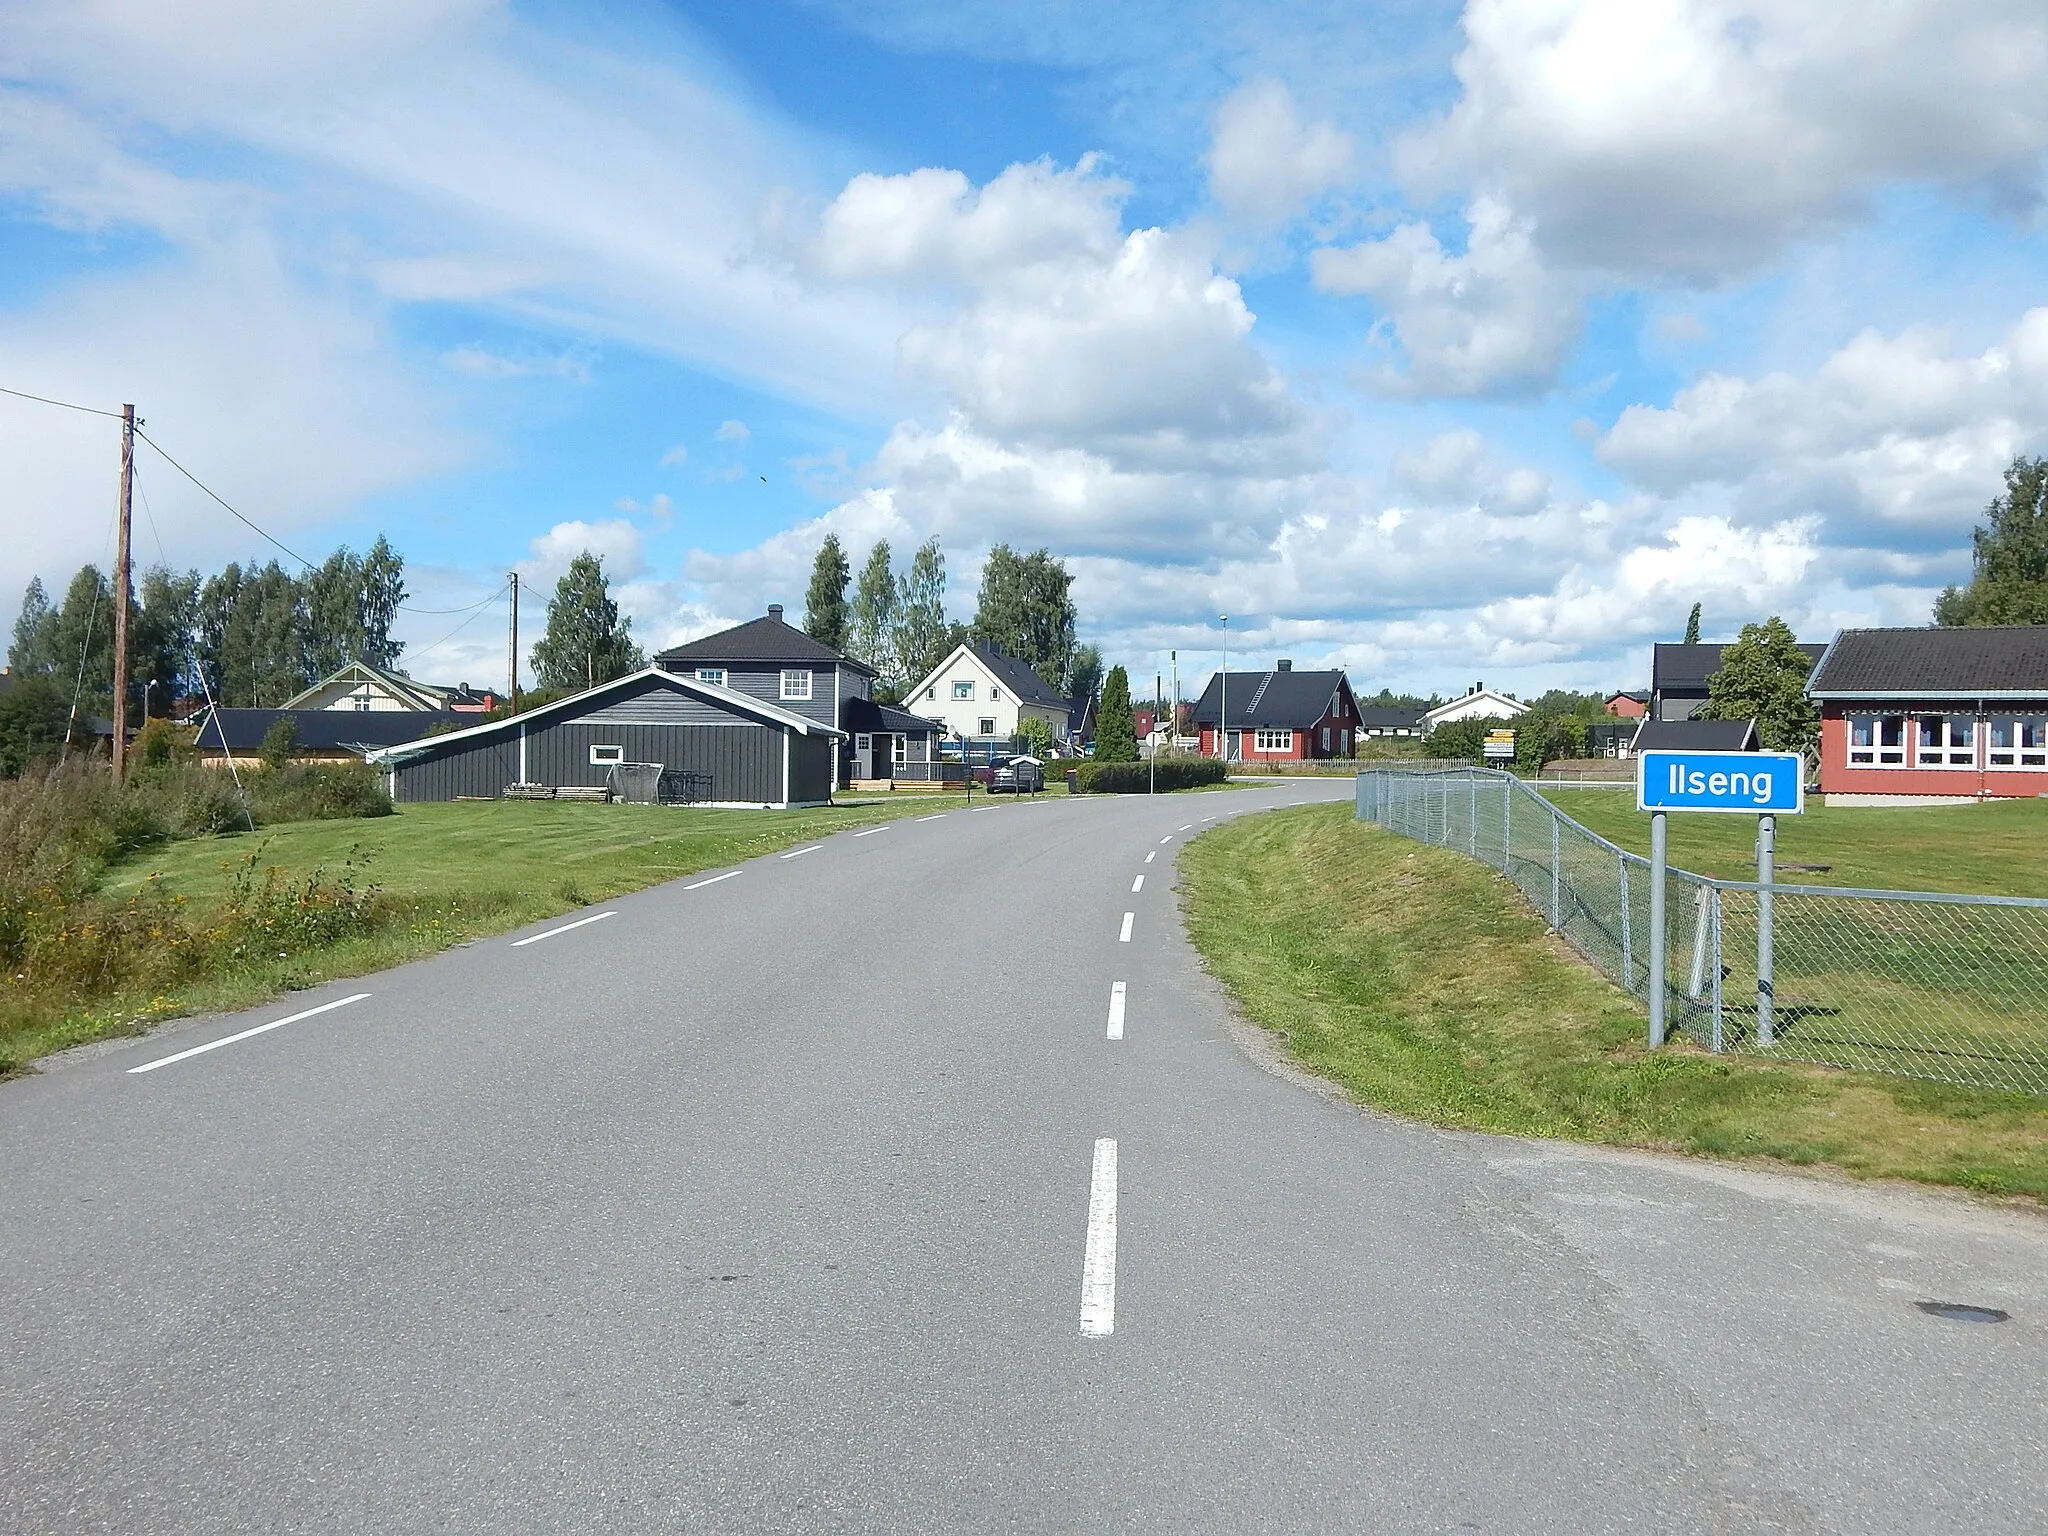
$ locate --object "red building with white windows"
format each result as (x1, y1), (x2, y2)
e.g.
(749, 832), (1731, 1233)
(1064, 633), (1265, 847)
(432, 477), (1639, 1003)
(1809, 627), (2048, 803)
(1191, 661), (1361, 761)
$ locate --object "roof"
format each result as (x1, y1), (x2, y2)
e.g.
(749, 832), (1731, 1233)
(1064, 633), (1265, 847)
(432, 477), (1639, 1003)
(1358, 706), (1424, 728)
(1421, 688), (1529, 727)
(1653, 642), (1825, 694)
(277, 661), (452, 712)
(1808, 626), (2048, 698)
(656, 613), (875, 675)
(191, 708), (464, 753)
(1191, 668), (1352, 729)
(968, 644), (1069, 709)
(842, 696), (943, 735)
(1629, 717), (1759, 753)
(1607, 690), (1648, 704)
(365, 667), (845, 765)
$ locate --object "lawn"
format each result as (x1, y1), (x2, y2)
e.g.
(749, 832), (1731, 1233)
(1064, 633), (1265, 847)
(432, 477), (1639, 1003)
(1181, 804), (2048, 1202)
(1557, 789), (2048, 897)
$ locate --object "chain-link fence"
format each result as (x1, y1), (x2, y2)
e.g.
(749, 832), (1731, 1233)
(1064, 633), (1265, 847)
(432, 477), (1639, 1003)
(1356, 766), (2048, 1095)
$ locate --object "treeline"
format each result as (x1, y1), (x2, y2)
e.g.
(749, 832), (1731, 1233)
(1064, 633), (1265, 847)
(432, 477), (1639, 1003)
(3, 539), (408, 772)
(805, 535), (1103, 704)
(1936, 455), (2048, 626)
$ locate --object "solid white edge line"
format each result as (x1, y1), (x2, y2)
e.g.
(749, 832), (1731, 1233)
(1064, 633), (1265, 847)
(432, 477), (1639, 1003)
(1131, 875), (1145, 892)
(916, 814), (947, 822)
(779, 844), (823, 859)
(128, 993), (371, 1075)
(683, 870), (742, 891)
(510, 910), (617, 947)
(852, 826), (888, 837)
(1080, 1138), (1118, 1338)
(1118, 912), (1134, 943)
(1107, 981), (1126, 1041)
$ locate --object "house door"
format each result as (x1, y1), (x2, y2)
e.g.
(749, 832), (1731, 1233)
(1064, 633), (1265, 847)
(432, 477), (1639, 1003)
(873, 734), (893, 779)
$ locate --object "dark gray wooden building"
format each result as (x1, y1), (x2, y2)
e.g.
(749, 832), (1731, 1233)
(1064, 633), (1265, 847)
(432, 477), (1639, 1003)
(365, 668), (844, 807)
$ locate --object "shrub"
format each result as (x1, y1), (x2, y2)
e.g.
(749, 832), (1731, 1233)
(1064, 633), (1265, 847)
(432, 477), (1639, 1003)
(247, 761), (394, 824)
(259, 714), (300, 770)
(1074, 757), (1226, 793)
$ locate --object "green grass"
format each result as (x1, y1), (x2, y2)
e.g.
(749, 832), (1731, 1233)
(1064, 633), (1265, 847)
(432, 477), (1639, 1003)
(1558, 791), (2048, 896)
(5, 793), (997, 1072)
(1182, 804), (2048, 1201)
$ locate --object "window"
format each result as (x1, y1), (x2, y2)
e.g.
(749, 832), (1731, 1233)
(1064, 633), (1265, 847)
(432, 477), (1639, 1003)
(695, 667), (726, 687)
(589, 744), (624, 765)
(1915, 715), (1975, 768)
(991, 686), (1002, 701)
(925, 686), (936, 700)
(1321, 727), (1331, 751)
(953, 680), (975, 700)
(1848, 715), (1907, 766)
(979, 717), (997, 736)
(780, 669), (813, 701)
(893, 735), (907, 764)
(1988, 717), (2048, 768)
(855, 733), (871, 751)
(1254, 728), (1292, 752)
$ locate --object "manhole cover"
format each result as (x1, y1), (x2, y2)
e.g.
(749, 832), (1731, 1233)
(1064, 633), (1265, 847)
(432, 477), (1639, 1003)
(1915, 1301), (2010, 1324)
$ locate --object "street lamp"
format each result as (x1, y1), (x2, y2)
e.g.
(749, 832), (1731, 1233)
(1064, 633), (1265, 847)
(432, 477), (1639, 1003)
(1219, 615), (1229, 765)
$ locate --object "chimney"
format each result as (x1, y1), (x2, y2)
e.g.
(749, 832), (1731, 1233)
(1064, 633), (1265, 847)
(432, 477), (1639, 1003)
(768, 603), (784, 623)
(1277, 659), (1292, 671)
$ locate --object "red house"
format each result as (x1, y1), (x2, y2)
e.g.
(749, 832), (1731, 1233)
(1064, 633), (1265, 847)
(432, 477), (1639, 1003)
(1191, 661), (1360, 761)
(1605, 690), (1649, 719)
(1810, 627), (2048, 803)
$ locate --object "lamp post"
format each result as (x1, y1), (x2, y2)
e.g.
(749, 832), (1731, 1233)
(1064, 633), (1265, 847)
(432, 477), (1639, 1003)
(1219, 616), (1229, 765)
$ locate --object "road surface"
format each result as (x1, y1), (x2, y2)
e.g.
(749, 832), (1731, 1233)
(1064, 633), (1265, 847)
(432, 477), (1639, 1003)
(3, 779), (2043, 1533)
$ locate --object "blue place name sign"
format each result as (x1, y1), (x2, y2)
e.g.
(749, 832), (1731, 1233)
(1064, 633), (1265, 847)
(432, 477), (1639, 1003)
(1637, 750), (1804, 815)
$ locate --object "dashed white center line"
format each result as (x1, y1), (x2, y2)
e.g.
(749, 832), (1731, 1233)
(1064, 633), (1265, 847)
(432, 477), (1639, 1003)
(1119, 912), (1134, 943)
(852, 826), (888, 837)
(779, 845), (823, 859)
(511, 910), (617, 947)
(1158, 835), (1173, 845)
(1131, 875), (1145, 893)
(128, 993), (371, 1075)
(1177, 824), (1193, 832)
(1080, 1138), (1119, 1338)
(1201, 815), (1216, 822)
(1144, 851), (1155, 864)
(916, 814), (948, 822)
(1106, 981), (1126, 1041)
(683, 870), (742, 891)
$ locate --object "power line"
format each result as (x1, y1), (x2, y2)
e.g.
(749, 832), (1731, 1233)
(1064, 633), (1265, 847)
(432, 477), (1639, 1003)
(404, 581), (511, 665)
(130, 425), (320, 572)
(0, 383), (127, 420)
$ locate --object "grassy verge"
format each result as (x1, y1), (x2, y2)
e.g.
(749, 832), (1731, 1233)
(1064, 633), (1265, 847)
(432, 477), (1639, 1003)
(1181, 805), (2048, 1201)
(4, 794), (984, 1072)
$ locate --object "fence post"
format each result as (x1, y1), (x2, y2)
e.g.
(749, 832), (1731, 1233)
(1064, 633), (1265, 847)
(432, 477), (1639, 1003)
(1688, 884), (1712, 1000)
(1648, 811), (1668, 1047)
(1469, 775), (1478, 857)
(1550, 813), (1562, 929)
(1502, 777), (1512, 872)
(1619, 854), (1633, 992)
(1756, 813), (1775, 1047)
(1710, 888), (1724, 1052)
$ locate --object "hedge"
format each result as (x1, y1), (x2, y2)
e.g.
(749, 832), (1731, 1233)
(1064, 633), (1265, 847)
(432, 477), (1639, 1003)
(1072, 757), (1227, 793)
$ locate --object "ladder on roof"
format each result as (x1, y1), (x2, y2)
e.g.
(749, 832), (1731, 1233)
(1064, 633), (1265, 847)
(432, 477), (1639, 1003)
(1244, 672), (1275, 714)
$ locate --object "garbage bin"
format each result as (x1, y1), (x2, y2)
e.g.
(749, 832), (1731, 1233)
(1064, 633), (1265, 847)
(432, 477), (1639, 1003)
(1065, 768), (1079, 795)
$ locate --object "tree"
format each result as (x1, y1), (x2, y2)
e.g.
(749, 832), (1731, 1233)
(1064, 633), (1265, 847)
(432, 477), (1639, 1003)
(260, 713), (300, 770)
(849, 541), (899, 686)
(0, 673), (70, 776)
(302, 538), (408, 676)
(198, 560), (304, 707)
(359, 535), (406, 668)
(1935, 456), (2048, 626)
(1016, 715), (1054, 758)
(1682, 603), (1702, 645)
(530, 551), (645, 692)
(36, 565), (117, 719)
(1095, 666), (1139, 763)
(972, 544), (1076, 695)
(133, 566), (200, 715)
(1066, 643), (1104, 704)
(1698, 616), (1818, 752)
(804, 534), (851, 652)
(891, 538), (952, 689)
(8, 577), (60, 679)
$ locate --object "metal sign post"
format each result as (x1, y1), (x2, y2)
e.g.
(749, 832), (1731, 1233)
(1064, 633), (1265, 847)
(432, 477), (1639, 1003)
(1647, 810), (1668, 1047)
(1757, 813), (1776, 1046)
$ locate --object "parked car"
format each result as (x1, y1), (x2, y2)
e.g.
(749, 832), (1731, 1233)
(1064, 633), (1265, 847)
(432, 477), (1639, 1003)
(990, 754), (1044, 793)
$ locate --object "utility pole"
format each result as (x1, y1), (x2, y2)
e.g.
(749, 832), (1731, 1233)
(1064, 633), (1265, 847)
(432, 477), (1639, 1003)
(507, 571), (519, 714)
(1219, 616), (1229, 766)
(111, 404), (135, 783)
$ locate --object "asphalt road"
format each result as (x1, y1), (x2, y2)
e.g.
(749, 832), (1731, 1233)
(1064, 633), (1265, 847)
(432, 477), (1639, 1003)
(3, 779), (2044, 1533)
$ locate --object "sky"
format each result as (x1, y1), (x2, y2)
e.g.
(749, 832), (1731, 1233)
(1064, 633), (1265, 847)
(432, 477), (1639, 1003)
(3, 0), (2047, 700)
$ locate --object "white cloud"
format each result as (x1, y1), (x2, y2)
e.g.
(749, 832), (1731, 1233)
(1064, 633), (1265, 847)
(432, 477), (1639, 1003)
(657, 443), (689, 467)
(1312, 197), (1582, 395)
(1400, 0), (2048, 282)
(441, 344), (590, 381)
(1599, 307), (2048, 539)
(713, 419), (751, 443)
(515, 518), (645, 586)
(1205, 78), (1355, 226)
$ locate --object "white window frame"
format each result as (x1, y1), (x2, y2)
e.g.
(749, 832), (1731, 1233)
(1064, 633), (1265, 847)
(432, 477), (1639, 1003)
(953, 679), (975, 701)
(1254, 727), (1293, 753)
(1320, 726), (1331, 751)
(925, 686), (936, 700)
(695, 667), (726, 687)
(854, 733), (871, 752)
(1913, 714), (1977, 769)
(978, 716), (997, 736)
(780, 669), (813, 701)
(1847, 714), (1909, 767)
(893, 735), (907, 765)
(589, 743), (625, 766)
(1986, 715), (2048, 770)
(991, 686), (1002, 701)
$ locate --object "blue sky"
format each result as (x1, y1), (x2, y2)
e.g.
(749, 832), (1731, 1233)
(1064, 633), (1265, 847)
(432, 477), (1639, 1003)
(4, 0), (2047, 697)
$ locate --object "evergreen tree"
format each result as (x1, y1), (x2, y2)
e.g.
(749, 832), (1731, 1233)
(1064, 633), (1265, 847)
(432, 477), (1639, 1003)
(972, 544), (1076, 694)
(44, 566), (116, 718)
(0, 674), (69, 776)
(1698, 616), (1818, 752)
(531, 552), (644, 692)
(1682, 603), (1702, 645)
(849, 541), (899, 686)
(359, 536), (406, 668)
(891, 538), (952, 689)
(804, 534), (851, 652)
(133, 565), (200, 715)
(1935, 456), (2048, 625)
(1095, 665), (1139, 763)
(199, 560), (304, 707)
(8, 577), (60, 679)
(1066, 643), (1104, 704)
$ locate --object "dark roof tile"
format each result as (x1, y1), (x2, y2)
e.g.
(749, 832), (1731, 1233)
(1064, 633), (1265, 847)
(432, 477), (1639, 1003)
(1809, 626), (2048, 695)
(657, 614), (872, 672)
(1192, 669), (1352, 729)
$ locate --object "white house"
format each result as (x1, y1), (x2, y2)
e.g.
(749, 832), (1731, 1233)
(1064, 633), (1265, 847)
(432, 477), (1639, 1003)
(279, 661), (494, 713)
(902, 641), (1072, 743)
(1421, 687), (1529, 732)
